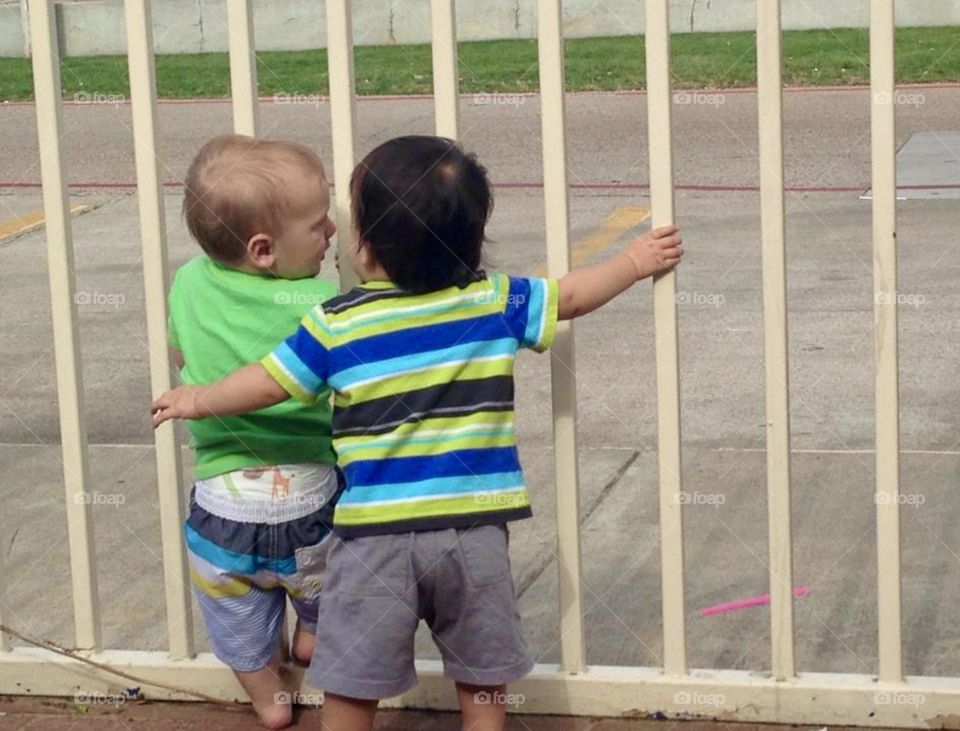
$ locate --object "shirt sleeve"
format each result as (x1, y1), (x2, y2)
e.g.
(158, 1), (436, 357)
(502, 276), (560, 352)
(261, 306), (332, 404)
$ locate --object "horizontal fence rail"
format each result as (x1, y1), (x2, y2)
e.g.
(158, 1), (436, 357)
(1, 0), (953, 727)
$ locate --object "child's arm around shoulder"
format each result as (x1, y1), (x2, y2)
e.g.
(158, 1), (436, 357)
(152, 363), (287, 428)
(558, 224), (682, 320)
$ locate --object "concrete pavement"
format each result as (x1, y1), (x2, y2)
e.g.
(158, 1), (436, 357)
(0, 88), (959, 710)
(3, 85), (960, 192)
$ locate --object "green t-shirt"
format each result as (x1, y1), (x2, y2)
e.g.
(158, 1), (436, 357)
(168, 256), (338, 480)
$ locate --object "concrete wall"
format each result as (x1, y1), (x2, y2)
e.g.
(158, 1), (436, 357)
(2, 0), (959, 58)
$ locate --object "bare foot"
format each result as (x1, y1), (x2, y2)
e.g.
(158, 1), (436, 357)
(255, 699), (293, 729)
(234, 662), (294, 729)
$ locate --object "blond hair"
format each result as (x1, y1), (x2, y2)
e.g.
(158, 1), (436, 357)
(183, 135), (326, 263)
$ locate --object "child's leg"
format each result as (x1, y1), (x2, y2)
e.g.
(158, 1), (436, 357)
(234, 660), (292, 729)
(457, 682), (507, 731)
(185, 502), (298, 728)
(322, 693), (378, 731)
(423, 526), (533, 730)
(191, 579), (297, 728)
(191, 578), (298, 727)
(289, 580), (322, 667)
(289, 496), (338, 666)
(308, 536), (420, 722)
(290, 617), (315, 665)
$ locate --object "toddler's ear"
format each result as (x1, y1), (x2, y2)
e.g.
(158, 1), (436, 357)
(246, 233), (276, 270)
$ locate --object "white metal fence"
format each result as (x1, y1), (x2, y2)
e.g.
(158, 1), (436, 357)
(3, 0), (955, 726)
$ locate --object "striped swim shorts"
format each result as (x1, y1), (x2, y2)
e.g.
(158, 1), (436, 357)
(184, 464), (342, 671)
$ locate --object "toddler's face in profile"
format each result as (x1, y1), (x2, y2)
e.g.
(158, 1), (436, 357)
(270, 167), (337, 279)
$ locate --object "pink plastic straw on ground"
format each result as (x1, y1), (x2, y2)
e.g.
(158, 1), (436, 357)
(700, 586), (810, 617)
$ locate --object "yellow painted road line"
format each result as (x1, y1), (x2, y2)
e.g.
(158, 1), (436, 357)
(532, 204), (651, 276)
(0, 204), (89, 243)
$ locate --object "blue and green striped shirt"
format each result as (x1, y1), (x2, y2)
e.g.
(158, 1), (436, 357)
(262, 273), (559, 537)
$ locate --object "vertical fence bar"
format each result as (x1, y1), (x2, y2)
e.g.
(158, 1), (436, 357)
(870, 0), (902, 684)
(0, 523), (7, 651)
(27, 0), (101, 652)
(227, 0), (258, 136)
(326, 0), (358, 291)
(757, 0), (796, 681)
(537, 0), (585, 674)
(20, 0), (31, 56)
(644, 0), (686, 676)
(124, 0), (194, 659)
(430, 0), (459, 138)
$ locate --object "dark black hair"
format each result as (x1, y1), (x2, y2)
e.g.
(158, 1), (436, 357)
(350, 135), (492, 293)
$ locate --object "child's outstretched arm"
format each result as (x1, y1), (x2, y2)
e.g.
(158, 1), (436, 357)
(558, 224), (682, 320)
(151, 363), (288, 428)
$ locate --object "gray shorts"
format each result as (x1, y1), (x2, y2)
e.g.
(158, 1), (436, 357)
(308, 524), (534, 699)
